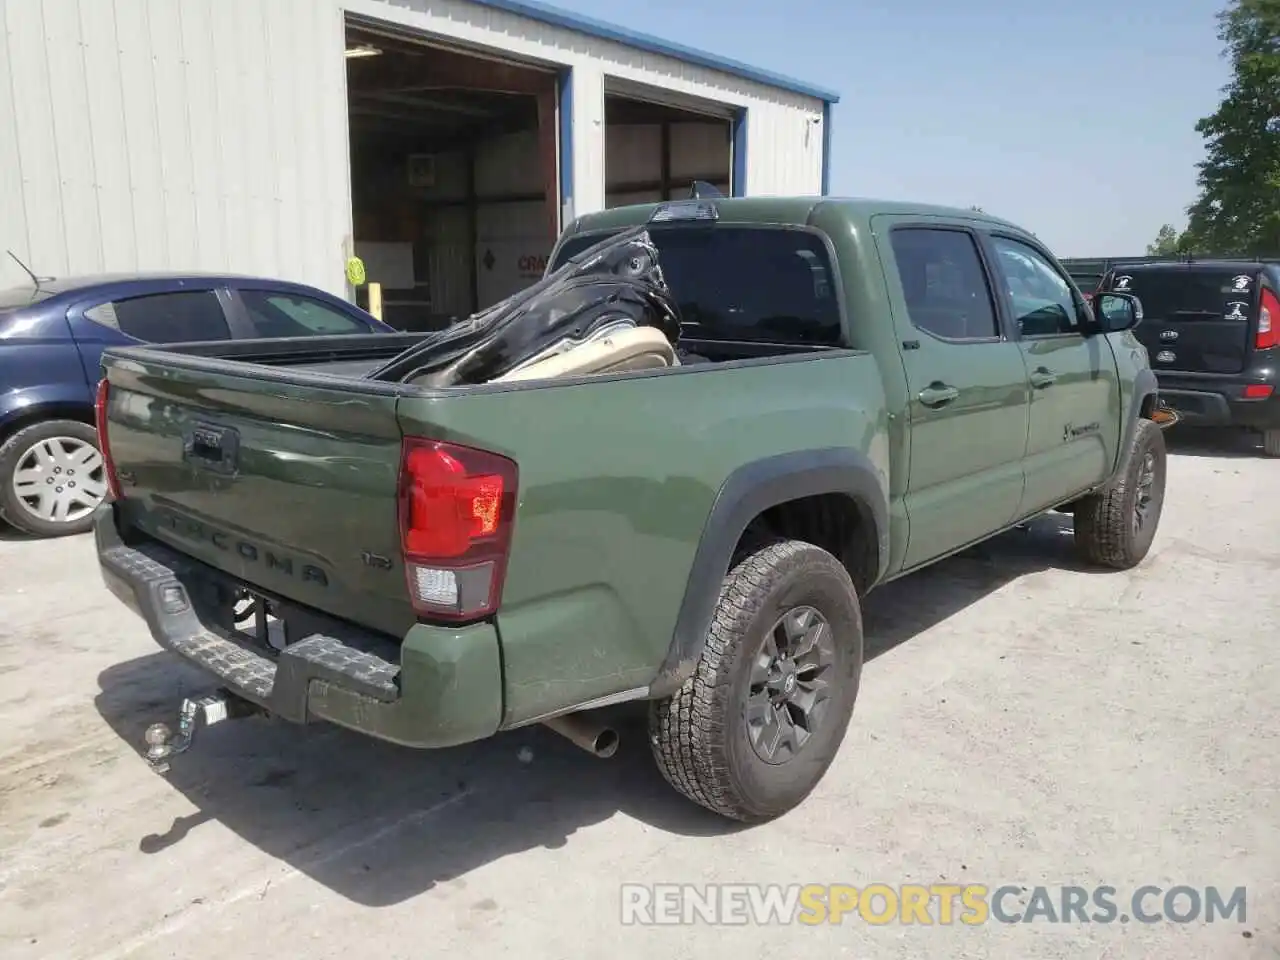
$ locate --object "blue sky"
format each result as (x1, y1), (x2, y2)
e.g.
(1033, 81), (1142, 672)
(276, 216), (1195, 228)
(553, 0), (1232, 256)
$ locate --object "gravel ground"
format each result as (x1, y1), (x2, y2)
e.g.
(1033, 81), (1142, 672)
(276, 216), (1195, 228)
(0, 428), (1276, 959)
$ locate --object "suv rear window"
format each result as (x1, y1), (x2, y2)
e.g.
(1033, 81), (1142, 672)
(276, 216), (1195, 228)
(1105, 268), (1259, 322)
(551, 226), (842, 346)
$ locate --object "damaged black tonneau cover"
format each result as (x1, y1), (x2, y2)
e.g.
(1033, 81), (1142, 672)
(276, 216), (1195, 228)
(365, 227), (680, 386)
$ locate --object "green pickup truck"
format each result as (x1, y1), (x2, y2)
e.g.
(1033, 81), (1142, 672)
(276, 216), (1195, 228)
(93, 197), (1164, 823)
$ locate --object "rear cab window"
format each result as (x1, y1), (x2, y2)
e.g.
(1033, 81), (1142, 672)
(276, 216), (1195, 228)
(551, 226), (844, 348)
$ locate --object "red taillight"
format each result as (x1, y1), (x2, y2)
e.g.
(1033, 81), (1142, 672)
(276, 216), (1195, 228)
(397, 438), (518, 622)
(93, 379), (122, 502)
(1257, 288), (1279, 350)
(1243, 384), (1274, 399)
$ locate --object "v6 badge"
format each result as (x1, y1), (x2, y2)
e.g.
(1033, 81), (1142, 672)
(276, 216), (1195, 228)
(1156, 350), (1176, 364)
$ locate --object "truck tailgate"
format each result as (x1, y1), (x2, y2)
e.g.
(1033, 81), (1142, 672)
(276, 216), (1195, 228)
(99, 349), (413, 638)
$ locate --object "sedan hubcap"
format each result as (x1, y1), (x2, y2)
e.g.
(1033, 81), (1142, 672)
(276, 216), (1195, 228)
(11, 436), (107, 525)
(745, 605), (835, 765)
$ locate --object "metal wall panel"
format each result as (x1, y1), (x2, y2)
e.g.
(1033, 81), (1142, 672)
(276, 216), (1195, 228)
(0, 0), (351, 293)
(0, 0), (828, 294)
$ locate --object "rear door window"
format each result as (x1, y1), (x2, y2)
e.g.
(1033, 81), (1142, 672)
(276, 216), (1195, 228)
(83, 291), (230, 342)
(1106, 268), (1259, 322)
(553, 227), (842, 346)
(888, 227), (1000, 341)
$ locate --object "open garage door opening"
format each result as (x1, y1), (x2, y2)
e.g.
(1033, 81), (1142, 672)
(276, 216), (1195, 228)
(345, 23), (561, 331)
(604, 89), (733, 209)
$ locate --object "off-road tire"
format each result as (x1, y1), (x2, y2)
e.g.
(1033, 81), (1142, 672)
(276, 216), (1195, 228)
(1262, 429), (1280, 458)
(1074, 418), (1166, 569)
(0, 419), (102, 538)
(648, 539), (863, 823)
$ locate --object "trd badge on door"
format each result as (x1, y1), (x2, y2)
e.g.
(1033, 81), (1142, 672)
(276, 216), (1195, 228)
(1159, 329), (1178, 341)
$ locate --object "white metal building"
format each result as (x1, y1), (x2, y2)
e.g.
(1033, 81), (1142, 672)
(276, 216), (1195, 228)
(0, 0), (839, 328)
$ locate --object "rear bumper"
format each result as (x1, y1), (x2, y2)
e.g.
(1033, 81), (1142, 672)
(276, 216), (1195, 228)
(1155, 372), (1280, 431)
(94, 505), (503, 749)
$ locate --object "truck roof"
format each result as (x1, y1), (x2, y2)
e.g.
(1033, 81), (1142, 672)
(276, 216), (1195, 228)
(566, 195), (1026, 236)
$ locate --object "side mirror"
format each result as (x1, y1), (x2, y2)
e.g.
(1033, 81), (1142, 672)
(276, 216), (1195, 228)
(1094, 292), (1143, 333)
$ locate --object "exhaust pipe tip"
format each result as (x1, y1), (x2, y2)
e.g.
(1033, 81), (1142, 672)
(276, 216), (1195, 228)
(541, 711), (620, 759)
(592, 727), (620, 759)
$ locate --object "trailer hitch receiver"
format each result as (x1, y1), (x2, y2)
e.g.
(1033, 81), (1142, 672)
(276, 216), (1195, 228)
(144, 690), (262, 774)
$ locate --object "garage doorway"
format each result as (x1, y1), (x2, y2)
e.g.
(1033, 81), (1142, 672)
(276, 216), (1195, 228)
(345, 22), (562, 330)
(603, 83), (734, 208)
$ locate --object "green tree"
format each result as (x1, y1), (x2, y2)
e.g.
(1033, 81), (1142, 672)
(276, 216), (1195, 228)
(1183, 0), (1280, 256)
(1147, 223), (1184, 255)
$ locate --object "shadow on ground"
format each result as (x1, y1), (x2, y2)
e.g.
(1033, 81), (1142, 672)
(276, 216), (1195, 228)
(0, 522), (34, 542)
(1164, 425), (1267, 460)
(95, 657), (735, 909)
(93, 511), (1094, 908)
(861, 510), (1107, 660)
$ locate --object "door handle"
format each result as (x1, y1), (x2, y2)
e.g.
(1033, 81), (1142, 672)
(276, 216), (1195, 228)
(918, 382), (960, 408)
(1030, 367), (1057, 389)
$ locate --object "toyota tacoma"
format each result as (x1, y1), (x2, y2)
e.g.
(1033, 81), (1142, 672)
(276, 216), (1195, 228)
(93, 196), (1165, 822)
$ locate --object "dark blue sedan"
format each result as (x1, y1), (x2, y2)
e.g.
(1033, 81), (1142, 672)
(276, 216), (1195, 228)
(0, 272), (395, 538)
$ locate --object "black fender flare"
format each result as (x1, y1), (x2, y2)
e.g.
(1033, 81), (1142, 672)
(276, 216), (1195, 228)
(1109, 368), (1158, 485)
(647, 447), (889, 699)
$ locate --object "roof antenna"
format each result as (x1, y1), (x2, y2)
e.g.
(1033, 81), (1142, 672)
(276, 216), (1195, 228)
(689, 181), (724, 200)
(6, 250), (53, 289)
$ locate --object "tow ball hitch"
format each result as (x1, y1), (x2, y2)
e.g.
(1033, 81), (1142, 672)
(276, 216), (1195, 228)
(143, 689), (262, 774)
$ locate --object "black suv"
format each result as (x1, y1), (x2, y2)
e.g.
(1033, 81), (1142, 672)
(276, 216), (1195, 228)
(1099, 260), (1280, 456)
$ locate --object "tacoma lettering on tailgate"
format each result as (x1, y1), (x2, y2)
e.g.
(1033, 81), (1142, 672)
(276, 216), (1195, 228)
(155, 510), (329, 587)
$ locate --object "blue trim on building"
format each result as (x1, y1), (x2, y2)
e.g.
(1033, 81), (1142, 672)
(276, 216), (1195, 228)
(468, 0), (840, 104)
(731, 110), (748, 197)
(821, 101), (832, 196)
(558, 67), (574, 225)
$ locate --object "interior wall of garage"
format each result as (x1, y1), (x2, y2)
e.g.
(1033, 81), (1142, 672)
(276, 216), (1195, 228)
(604, 122), (731, 208)
(0, 0), (830, 296)
(358, 130), (553, 320)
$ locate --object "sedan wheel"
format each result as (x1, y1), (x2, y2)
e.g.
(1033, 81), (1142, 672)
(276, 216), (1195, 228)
(12, 435), (107, 525)
(0, 419), (108, 537)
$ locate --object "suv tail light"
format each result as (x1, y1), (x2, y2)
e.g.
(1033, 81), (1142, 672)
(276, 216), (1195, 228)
(397, 438), (518, 622)
(1257, 288), (1279, 350)
(93, 379), (123, 502)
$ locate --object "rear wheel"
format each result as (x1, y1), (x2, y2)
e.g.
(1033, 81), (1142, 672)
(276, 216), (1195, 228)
(1074, 418), (1166, 569)
(648, 539), (863, 822)
(1263, 429), (1280, 458)
(0, 420), (107, 538)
